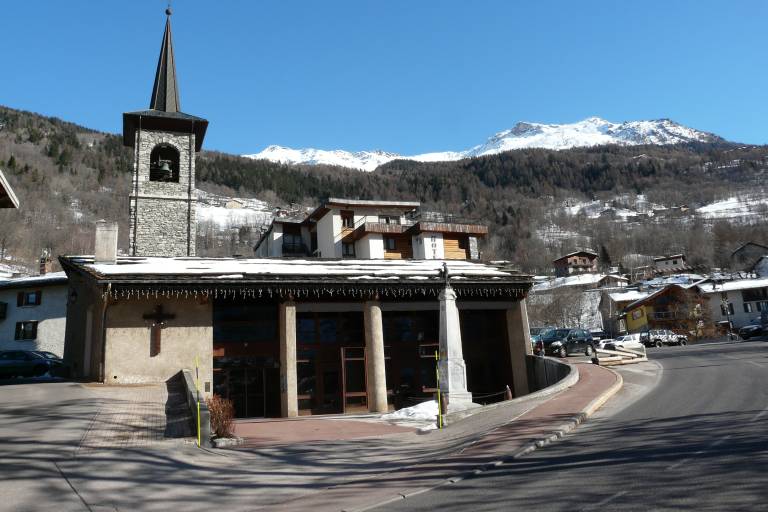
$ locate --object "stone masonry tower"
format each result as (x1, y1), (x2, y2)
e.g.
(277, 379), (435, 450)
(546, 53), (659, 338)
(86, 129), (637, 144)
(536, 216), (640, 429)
(122, 8), (208, 257)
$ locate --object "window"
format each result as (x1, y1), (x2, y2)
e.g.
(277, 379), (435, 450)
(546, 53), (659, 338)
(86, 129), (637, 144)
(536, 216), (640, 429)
(15, 321), (38, 340)
(378, 215), (400, 225)
(672, 259), (678, 265)
(341, 210), (354, 228)
(744, 302), (753, 313)
(342, 243), (355, 258)
(720, 303), (735, 316)
(149, 144), (180, 182)
(0, 302), (6, 319)
(384, 237), (396, 251)
(17, 291), (42, 307)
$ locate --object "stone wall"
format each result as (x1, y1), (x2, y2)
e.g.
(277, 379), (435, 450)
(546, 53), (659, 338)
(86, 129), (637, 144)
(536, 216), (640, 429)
(129, 130), (197, 257)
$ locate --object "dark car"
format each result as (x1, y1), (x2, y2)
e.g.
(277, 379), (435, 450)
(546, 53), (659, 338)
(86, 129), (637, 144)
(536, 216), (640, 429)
(0, 350), (66, 379)
(739, 323), (766, 340)
(541, 328), (595, 358)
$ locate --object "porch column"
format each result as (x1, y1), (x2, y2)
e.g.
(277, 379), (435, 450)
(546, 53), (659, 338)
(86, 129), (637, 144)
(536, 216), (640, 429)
(438, 285), (474, 411)
(506, 298), (532, 397)
(279, 300), (298, 418)
(364, 300), (388, 413)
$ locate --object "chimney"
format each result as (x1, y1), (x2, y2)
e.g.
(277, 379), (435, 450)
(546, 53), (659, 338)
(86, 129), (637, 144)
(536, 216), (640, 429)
(39, 255), (52, 275)
(95, 220), (118, 264)
(39, 248), (52, 275)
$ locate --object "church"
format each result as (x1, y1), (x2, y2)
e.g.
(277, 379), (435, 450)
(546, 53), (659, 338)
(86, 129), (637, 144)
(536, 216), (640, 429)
(61, 9), (535, 419)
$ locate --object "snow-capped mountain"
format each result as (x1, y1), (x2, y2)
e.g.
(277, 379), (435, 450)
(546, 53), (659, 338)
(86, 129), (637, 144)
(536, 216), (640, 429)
(243, 117), (723, 172)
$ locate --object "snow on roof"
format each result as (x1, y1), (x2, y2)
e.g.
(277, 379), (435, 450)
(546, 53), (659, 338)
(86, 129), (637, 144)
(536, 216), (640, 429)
(641, 274), (705, 287)
(696, 277), (768, 294)
(0, 271), (67, 289)
(608, 290), (650, 303)
(554, 250), (598, 261)
(532, 273), (625, 292)
(69, 256), (518, 281)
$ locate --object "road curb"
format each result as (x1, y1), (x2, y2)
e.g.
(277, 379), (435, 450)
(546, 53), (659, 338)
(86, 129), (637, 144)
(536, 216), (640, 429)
(347, 366), (624, 512)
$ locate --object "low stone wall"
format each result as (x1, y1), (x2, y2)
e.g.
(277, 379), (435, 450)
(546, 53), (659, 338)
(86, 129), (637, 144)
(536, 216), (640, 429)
(181, 369), (211, 448)
(444, 356), (576, 424)
(526, 355), (573, 393)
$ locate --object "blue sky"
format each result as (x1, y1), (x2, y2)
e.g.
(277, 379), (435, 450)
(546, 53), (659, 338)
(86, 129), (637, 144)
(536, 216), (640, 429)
(2, 1), (766, 154)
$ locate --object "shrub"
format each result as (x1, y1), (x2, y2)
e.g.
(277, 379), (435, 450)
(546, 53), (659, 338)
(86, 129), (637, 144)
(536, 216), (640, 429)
(207, 394), (235, 438)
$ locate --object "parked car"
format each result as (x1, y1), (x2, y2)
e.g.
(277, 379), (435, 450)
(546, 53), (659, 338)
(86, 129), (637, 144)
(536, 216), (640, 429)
(642, 329), (687, 347)
(0, 350), (68, 379)
(738, 323), (766, 340)
(605, 333), (645, 351)
(540, 328), (595, 358)
(531, 327), (554, 356)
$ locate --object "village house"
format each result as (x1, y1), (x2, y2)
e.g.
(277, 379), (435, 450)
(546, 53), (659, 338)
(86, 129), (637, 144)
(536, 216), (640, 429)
(599, 288), (650, 337)
(254, 198), (489, 260)
(694, 277), (768, 330)
(60, 10), (535, 421)
(730, 242), (768, 271)
(553, 250), (598, 278)
(653, 254), (690, 275)
(0, 257), (68, 355)
(623, 284), (708, 336)
(751, 256), (768, 278)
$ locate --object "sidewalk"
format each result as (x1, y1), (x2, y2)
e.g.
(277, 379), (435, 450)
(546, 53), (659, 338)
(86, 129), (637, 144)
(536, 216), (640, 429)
(263, 362), (621, 512)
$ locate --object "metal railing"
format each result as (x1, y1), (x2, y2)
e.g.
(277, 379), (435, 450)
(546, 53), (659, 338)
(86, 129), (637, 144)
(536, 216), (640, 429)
(407, 210), (485, 226)
(282, 242), (310, 255)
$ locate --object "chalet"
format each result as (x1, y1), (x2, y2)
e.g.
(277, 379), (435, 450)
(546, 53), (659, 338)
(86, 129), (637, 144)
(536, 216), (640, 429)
(731, 242), (768, 271)
(653, 254), (689, 275)
(254, 198), (489, 261)
(60, 10), (535, 422)
(623, 284), (707, 336)
(553, 250), (598, 277)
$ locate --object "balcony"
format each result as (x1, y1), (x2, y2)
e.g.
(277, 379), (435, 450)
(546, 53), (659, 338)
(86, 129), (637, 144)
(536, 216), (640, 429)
(344, 222), (408, 242)
(653, 311), (685, 320)
(282, 242), (311, 256)
(407, 211), (488, 236)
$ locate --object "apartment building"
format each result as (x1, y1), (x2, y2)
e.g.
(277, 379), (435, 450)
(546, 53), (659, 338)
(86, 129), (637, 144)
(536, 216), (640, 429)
(254, 198), (488, 260)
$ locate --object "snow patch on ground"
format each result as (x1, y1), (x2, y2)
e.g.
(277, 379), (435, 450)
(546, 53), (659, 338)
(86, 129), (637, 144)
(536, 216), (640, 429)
(695, 195), (768, 220)
(382, 400), (438, 422)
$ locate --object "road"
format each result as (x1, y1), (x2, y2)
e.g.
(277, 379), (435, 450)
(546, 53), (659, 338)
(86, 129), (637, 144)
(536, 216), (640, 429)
(379, 341), (768, 511)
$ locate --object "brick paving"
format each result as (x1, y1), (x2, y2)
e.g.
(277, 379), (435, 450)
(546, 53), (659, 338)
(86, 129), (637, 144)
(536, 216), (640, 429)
(76, 377), (193, 454)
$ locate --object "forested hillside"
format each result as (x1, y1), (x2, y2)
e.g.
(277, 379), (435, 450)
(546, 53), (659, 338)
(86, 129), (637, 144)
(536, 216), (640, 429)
(1, 105), (767, 275)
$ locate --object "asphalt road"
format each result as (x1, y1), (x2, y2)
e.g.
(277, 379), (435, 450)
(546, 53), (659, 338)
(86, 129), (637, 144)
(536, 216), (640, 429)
(379, 341), (768, 511)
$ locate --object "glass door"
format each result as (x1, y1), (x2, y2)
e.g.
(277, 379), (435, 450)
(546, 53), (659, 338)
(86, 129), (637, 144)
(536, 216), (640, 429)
(341, 347), (368, 413)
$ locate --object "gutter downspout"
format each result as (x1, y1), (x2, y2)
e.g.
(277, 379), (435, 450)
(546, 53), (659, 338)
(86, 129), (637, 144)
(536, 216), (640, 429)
(99, 283), (111, 382)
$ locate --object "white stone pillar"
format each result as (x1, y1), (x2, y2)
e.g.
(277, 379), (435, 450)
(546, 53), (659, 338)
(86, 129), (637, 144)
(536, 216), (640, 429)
(506, 298), (532, 397)
(364, 300), (389, 413)
(438, 285), (475, 411)
(279, 301), (298, 418)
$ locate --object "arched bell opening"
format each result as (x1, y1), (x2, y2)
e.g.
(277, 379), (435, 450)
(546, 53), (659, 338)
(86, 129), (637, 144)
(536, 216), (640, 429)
(149, 144), (180, 182)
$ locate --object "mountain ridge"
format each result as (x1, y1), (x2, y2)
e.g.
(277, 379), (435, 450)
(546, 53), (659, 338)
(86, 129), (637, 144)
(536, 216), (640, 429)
(244, 117), (724, 171)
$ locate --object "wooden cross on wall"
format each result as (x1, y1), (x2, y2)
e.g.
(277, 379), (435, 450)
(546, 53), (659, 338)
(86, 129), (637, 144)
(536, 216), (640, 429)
(143, 305), (175, 357)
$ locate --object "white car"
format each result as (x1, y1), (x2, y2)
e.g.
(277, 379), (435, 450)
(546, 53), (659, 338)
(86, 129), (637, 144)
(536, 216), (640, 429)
(607, 334), (645, 351)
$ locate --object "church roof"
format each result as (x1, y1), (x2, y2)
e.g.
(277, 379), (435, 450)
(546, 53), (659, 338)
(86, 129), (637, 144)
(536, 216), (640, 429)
(59, 256), (532, 301)
(122, 9), (208, 150)
(150, 13), (180, 113)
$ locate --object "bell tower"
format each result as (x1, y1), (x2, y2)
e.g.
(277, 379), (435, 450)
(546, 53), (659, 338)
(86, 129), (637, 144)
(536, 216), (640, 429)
(122, 8), (208, 257)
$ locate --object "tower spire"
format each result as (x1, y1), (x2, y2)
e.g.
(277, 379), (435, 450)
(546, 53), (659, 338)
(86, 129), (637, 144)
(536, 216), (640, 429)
(149, 8), (180, 112)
